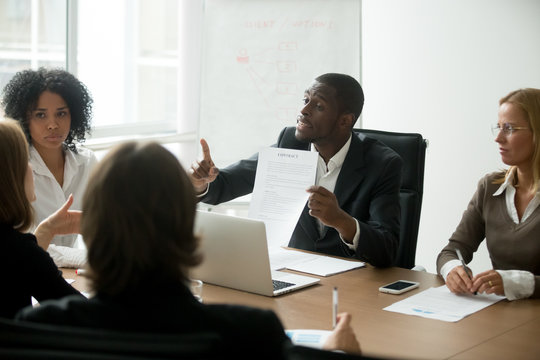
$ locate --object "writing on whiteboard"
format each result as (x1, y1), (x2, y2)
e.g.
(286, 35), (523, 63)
(200, 0), (361, 168)
(244, 18), (335, 30)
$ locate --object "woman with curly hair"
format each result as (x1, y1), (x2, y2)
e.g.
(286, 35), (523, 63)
(1, 68), (98, 268)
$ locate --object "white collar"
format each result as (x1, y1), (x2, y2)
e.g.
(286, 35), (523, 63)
(493, 167), (540, 197)
(30, 146), (83, 177)
(310, 134), (352, 171)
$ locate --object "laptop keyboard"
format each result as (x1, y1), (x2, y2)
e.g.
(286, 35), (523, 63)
(272, 279), (295, 291)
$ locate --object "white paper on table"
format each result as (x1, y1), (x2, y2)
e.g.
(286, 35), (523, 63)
(248, 147), (318, 249)
(383, 285), (505, 322)
(269, 247), (365, 276)
(285, 329), (332, 349)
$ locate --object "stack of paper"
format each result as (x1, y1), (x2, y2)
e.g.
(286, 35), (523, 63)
(270, 247), (365, 277)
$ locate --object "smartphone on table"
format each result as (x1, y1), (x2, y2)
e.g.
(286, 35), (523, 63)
(379, 280), (420, 294)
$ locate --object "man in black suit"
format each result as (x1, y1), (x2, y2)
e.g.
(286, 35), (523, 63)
(191, 73), (402, 267)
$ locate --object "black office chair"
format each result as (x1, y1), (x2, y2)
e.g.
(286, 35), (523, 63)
(0, 317), (223, 360)
(354, 128), (427, 269)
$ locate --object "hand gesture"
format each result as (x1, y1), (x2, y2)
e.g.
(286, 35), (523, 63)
(322, 312), (361, 355)
(445, 265), (475, 294)
(306, 186), (356, 242)
(306, 185), (344, 226)
(34, 194), (82, 249)
(189, 138), (219, 194)
(472, 270), (504, 296)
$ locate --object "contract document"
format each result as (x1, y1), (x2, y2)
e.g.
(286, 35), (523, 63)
(248, 147), (318, 248)
(383, 285), (505, 322)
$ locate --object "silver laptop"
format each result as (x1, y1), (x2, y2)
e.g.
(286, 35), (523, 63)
(192, 210), (320, 296)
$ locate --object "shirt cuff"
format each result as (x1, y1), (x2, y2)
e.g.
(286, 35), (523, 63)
(496, 269), (535, 300)
(47, 244), (87, 268)
(340, 218), (360, 250)
(196, 184), (210, 198)
(440, 260), (462, 281)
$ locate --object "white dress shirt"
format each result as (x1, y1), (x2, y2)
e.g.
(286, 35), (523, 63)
(30, 146), (98, 268)
(312, 134), (360, 250)
(440, 168), (537, 300)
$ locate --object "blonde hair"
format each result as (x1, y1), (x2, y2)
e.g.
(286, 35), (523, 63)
(495, 88), (540, 192)
(81, 141), (201, 296)
(0, 119), (34, 231)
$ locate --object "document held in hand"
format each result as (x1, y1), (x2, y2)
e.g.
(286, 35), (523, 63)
(248, 147), (318, 248)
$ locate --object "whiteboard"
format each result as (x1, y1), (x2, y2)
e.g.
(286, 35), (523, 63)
(199, 0), (361, 166)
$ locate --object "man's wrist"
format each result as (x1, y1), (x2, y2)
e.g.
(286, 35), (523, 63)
(335, 211), (356, 243)
(195, 183), (210, 197)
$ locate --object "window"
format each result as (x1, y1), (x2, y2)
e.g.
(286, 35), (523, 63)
(77, 0), (180, 137)
(0, 0), (200, 166)
(0, 0), (66, 96)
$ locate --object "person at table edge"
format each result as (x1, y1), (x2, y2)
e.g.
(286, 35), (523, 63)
(437, 88), (540, 300)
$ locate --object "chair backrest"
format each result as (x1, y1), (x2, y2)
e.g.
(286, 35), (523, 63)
(354, 128), (427, 269)
(0, 317), (223, 360)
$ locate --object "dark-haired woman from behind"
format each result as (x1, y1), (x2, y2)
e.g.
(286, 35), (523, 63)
(17, 141), (361, 357)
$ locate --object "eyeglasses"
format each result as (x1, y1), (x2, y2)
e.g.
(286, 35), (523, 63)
(491, 123), (530, 137)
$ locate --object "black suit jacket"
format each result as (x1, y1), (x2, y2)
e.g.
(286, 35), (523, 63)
(201, 127), (402, 267)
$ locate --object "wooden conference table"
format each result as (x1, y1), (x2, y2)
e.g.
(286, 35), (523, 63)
(63, 262), (540, 360)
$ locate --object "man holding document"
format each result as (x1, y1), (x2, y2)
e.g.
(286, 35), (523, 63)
(190, 73), (402, 267)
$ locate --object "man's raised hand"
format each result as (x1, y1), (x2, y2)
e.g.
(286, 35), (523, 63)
(189, 138), (219, 194)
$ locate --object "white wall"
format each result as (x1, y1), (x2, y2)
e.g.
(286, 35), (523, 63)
(362, 0), (540, 273)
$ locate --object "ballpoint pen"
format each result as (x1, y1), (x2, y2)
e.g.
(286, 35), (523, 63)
(333, 287), (338, 328)
(455, 249), (476, 295)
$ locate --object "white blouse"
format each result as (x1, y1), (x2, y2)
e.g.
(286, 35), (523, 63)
(30, 145), (98, 268)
